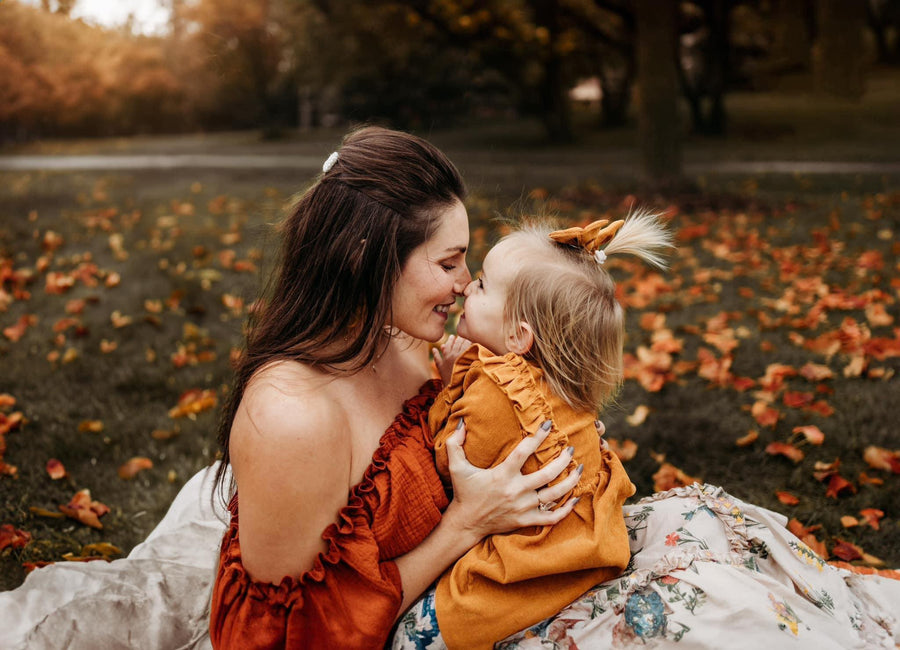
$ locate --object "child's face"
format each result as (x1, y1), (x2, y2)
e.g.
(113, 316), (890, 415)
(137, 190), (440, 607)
(457, 239), (518, 354)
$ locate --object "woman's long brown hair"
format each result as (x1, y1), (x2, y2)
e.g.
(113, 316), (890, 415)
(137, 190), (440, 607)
(213, 126), (466, 500)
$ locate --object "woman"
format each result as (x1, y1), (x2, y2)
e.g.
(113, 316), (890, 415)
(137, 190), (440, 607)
(208, 126), (582, 648)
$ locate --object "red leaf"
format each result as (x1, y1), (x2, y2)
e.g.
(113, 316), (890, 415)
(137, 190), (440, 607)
(765, 442), (804, 463)
(858, 508), (884, 531)
(831, 539), (863, 562)
(783, 391), (814, 408)
(652, 462), (701, 492)
(863, 446), (900, 473)
(46, 458), (66, 480)
(59, 489), (109, 529)
(776, 491), (800, 505)
(0, 524), (31, 550)
(118, 457), (153, 480)
(752, 401), (781, 428)
(168, 388), (218, 418)
(825, 474), (856, 499)
(792, 425), (825, 445)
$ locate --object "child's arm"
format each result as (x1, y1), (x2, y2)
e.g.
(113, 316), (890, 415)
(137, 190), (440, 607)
(432, 335), (473, 385)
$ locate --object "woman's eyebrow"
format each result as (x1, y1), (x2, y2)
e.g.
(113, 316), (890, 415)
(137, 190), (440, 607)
(442, 245), (467, 254)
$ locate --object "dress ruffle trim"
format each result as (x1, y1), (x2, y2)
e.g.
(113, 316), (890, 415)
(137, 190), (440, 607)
(217, 379), (441, 608)
(459, 345), (594, 497)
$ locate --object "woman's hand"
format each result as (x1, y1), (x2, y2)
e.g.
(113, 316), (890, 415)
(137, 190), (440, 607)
(440, 419), (581, 545)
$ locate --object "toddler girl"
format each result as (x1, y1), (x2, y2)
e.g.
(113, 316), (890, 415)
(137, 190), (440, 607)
(428, 212), (673, 649)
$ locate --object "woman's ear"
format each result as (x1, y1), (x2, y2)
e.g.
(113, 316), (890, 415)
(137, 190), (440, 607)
(506, 321), (534, 355)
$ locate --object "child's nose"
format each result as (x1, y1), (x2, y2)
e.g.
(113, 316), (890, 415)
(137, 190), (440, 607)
(462, 280), (476, 297)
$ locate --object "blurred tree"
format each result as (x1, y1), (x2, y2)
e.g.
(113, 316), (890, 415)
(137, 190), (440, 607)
(770, 0), (813, 71)
(868, 0), (900, 64)
(635, 0), (682, 182)
(814, 0), (867, 99)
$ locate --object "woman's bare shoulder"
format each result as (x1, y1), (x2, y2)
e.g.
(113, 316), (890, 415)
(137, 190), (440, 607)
(229, 360), (352, 581)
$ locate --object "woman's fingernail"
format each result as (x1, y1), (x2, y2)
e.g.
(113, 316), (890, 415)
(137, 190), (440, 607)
(539, 421), (552, 432)
(576, 463), (584, 475)
(567, 446), (575, 456)
(572, 497), (581, 507)
(456, 419), (464, 431)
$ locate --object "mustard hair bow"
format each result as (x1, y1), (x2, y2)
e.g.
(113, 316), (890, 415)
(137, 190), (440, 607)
(548, 219), (625, 254)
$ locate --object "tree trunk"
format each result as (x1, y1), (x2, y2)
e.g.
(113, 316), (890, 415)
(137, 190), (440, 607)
(533, 0), (574, 142)
(815, 0), (866, 99)
(772, 0), (812, 70)
(635, 0), (682, 183)
(599, 50), (633, 128)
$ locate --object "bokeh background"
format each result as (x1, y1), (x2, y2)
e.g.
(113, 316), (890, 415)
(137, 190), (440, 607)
(1, 0), (899, 591)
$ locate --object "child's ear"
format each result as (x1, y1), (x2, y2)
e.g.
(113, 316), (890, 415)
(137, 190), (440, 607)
(506, 321), (534, 355)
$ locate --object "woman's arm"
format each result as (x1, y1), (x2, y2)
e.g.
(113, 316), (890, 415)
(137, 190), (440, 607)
(393, 420), (580, 616)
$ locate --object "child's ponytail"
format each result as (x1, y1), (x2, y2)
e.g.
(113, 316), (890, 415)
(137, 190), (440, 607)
(600, 209), (674, 269)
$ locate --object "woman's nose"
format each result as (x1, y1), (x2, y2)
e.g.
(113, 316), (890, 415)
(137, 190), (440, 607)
(453, 267), (472, 295)
(462, 280), (476, 297)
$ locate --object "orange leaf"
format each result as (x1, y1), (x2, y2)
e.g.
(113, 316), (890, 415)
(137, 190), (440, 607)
(802, 534), (828, 559)
(788, 518), (821, 538)
(765, 442), (804, 463)
(168, 388), (218, 418)
(858, 472), (884, 486)
(0, 523), (31, 550)
(792, 425), (825, 445)
(825, 474), (856, 499)
(735, 430), (759, 447)
(858, 508), (884, 530)
(775, 491), (799, 505)
(805, 400), (835, 417)
(840, 516), (859, 528)
(118, 457), (153, 480)
(813, 458), (841, 481)
(831, 539), (863, 562)
(0, 394), (16, 410)
(78, 420), (104, 433)
(607, 438), (637, 462)
(625, 405), (650, 426)
(799, 363), (834, 382)
(652, 462), (701, 492)
(45, 458), (66, 480)
(751, 401), (781, 428)
(59, 489), (109, 529)
(863, 446), (900, 473)
(783, 391), (814, 408)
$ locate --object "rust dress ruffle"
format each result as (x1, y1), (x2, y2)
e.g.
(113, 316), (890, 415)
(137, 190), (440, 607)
(210, 380), (447, 650)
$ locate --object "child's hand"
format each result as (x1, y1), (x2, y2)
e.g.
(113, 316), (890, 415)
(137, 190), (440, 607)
(433, 335), (472, 385)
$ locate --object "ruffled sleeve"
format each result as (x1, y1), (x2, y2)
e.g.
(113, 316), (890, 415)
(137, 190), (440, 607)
(210, 380), (446, 650)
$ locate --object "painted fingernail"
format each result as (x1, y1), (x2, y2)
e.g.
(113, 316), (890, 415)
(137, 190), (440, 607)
(572, 497), (581, 507)
(567, 446), (575, 456)
(576, 463), (584, 475)
(539, 421), (552, 432)
(456, 419), (464, 431)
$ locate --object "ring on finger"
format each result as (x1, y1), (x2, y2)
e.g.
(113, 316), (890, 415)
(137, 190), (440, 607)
(537, 495), (556, 512)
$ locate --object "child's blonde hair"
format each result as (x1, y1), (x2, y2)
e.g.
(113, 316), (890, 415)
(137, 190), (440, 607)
(501, 210), (673, 412)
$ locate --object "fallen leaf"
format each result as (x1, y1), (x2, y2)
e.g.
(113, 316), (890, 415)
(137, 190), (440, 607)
(858, 508), (884, 530)
(652, 462), (701, 492)
(735, 430), (759, 447)
(625, 405), (649, 426)
(775, 491), (799, 505)
(0, 524), (31, 550)
(765, 442), (804, 463)
(863, 446), (900, 473)
(59, 489), (109, 529)
(840, 516), (859, 528)
(45, 458), (66, 479)
(825, 474), (856, 499)
(858, 472), (884, 486)
(831, 539), (863, 562)
(751, 401), (780, 428)
(78, 420), (104, 433)
(28, 506), (66, 519)
(118, 457), (153, 480)
(168, 388), (218, 419)
(80, 542), (122, 558)
(607, 438), (637, 462)
(799, 362), (834, 382)
(792, 425), (825, 445)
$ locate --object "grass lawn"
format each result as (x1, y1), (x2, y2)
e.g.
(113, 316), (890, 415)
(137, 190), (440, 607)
(1, 72), (899, 590)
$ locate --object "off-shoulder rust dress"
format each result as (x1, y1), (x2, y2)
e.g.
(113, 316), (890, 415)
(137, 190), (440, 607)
(430, 345), (636, 650)
(210, 380), (447, 649)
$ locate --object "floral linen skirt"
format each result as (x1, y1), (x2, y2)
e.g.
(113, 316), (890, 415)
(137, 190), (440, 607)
(392, 484), (900, 650)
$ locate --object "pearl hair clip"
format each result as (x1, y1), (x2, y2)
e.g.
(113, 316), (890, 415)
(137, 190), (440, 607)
(322, 151), (339, 173)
